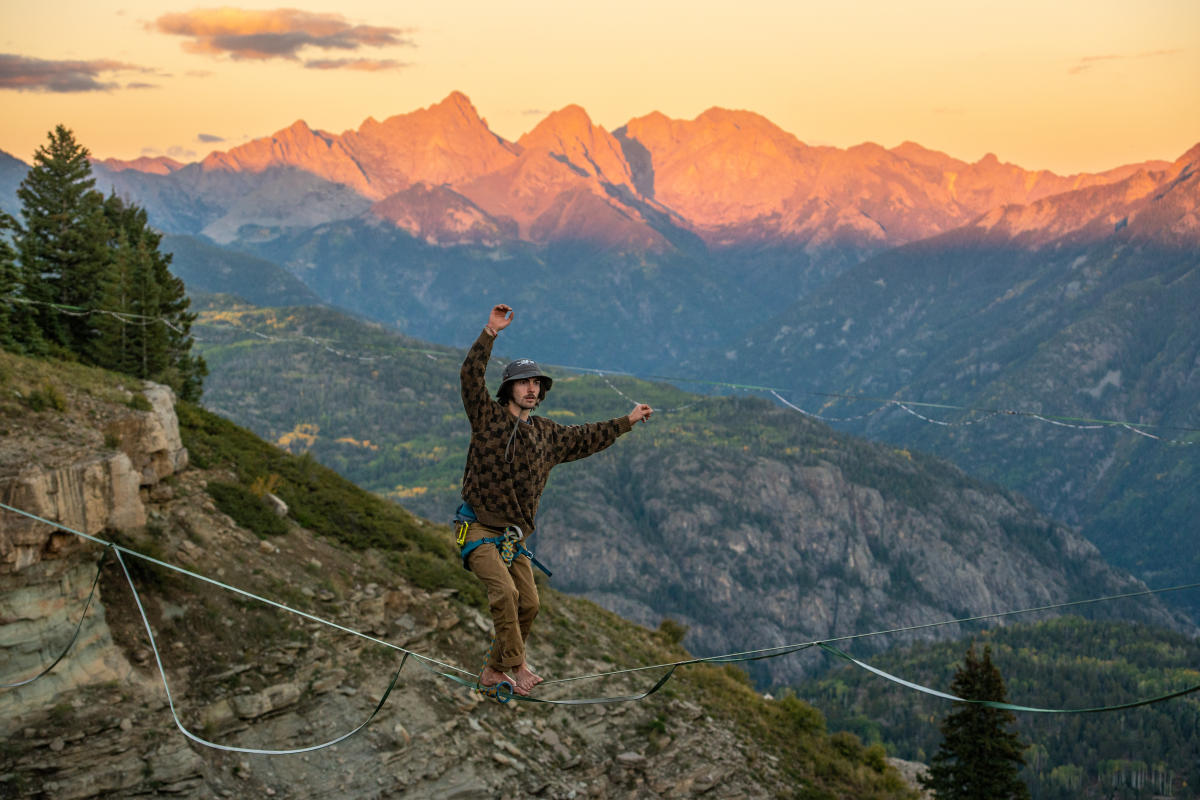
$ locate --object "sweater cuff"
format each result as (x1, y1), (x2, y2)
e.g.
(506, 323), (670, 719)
(616, 416), (633, 435)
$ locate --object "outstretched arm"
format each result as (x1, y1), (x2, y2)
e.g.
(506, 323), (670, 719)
(550, 402), (653, 464)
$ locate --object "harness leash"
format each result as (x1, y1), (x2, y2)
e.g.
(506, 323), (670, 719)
(474, 638), (514, 704)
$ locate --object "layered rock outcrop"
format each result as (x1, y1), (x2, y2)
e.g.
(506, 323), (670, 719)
(0, 381), (188, 719)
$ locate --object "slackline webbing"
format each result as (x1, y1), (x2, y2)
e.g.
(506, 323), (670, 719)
(3, 497), (1199, 752)
(115, 546), (408, 755)
(818, 642), (1200, 714)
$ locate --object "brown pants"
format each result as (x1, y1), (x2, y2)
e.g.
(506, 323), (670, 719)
(464, 524), (540, 671)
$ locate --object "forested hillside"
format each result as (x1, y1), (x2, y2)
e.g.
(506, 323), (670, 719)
(799, 616), (1200, 799)
(163, 235), (323, 309)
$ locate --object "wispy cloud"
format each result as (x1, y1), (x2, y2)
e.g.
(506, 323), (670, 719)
(197, 133), (224, 143)
(1068, 48), (1183, 75)
(153, 8), (415, 66)
(304, 57), (406, 71)
(0, 53), (152, 92)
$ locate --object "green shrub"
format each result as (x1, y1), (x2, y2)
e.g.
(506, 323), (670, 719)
(26, 382), (67, 412)
(777, 693), (827, 735)
(657, 618), (689, 645)
(127, 393), (153, 411)
(864, 743), (889, 772)
(206, 480), (289, 538)
(831, 730), (864, 759)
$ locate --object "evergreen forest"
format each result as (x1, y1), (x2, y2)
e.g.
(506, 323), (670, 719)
(0, 125), (205, 399)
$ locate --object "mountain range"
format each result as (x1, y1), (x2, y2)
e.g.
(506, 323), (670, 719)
(3, 92), (1188, 374)
(89, 91), (1169, 255)
(3, 93), (1196, 622)
(3, 92), (1192, 373)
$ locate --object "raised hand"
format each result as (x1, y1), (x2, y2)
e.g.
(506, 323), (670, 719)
(628, 403), (653, 425)
(488, 304), (514, 333)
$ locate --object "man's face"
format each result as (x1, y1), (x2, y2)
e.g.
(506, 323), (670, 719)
(510, 377), (542, 410)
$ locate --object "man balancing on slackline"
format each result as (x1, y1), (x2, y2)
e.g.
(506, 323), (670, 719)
(454, 304), (653, 696)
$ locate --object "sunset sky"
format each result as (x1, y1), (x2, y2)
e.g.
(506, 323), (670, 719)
(1, 0), (1197, 174)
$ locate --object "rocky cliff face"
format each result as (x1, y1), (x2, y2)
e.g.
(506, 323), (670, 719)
(1, 378), (187, 719)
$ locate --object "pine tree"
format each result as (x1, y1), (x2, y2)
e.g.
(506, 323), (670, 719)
(920, 644), (1031, 799)
(0, 212), (19, 348)
(0, 212), (45, 354)
(16, 125), (110, 355)
(98, 193), (206, 399)
(141, 206), (206, 401)
(13, 126), (206, 399)
(91, 209), (135, 373)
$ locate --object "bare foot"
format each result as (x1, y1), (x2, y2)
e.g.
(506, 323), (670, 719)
(480, 666), (526, 696)
(512, 663), (543, 694)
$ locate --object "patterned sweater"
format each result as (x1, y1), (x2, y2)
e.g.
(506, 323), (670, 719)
(460, 329), (633, 533)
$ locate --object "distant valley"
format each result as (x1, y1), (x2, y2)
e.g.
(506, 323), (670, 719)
(192, 302), (1189, 688)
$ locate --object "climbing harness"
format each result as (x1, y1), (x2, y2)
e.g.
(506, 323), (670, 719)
(453, 503), (552, 577)
(459, 525), (552, 577)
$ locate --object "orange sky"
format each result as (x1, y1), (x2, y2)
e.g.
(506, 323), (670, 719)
(1, 1), (1197, 174)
